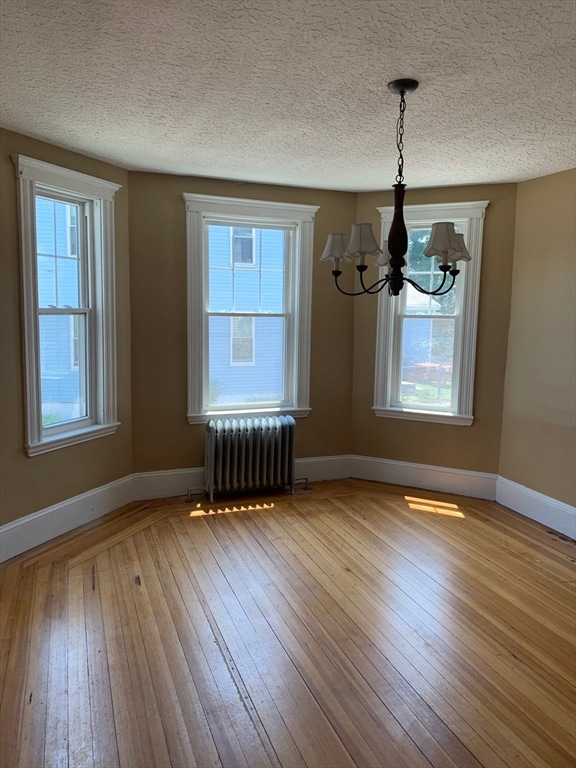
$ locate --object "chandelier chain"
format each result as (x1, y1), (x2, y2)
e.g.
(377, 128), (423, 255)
(395, 91), (407, 184)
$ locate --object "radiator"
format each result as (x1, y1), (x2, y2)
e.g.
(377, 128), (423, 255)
(204, 416), (296, 502)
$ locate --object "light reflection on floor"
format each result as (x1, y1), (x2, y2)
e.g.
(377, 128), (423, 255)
(404, 495), (465, 518)
(189, 502), (275, 517)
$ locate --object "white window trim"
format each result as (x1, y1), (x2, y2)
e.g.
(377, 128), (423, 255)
(183, 193), (318, 424)
(374, 201), (488, 425)
(13, 155), (121, 456)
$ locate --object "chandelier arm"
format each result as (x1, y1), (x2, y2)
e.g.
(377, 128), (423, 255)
(404, 273), (457, 296)
(427, 276), (457, 296)
(359, 270), (392, 294)
(332, 272), (382, 296)
(406, 271), (448, 294)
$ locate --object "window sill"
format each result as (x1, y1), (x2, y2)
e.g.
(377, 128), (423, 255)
(26, 423), (120, 456)
(373, 407), (473, 426)
(188, 407), (311, 424)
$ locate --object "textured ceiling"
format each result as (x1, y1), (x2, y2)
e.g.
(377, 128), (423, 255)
(1, 0), (575, 191)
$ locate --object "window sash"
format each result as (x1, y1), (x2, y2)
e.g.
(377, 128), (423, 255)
(35, 192), (95, 435)
(389, 223), (466, 413)
(391, 314), (458, 413)
(36, 193), (88, 310)
(205, 219), (294, 412)
(38, 307), (92, 434)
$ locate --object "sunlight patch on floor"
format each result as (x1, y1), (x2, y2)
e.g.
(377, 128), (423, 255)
(404, 495), (465, 518)
(189, 502), (275, 517)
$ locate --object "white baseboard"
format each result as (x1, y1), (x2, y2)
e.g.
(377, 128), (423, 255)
(2, 457), (572, 562)
(350, 455), (498, 499)
(295, 455), (355, 483)
(0, 475), (134, 563)
(496, 476), (576, 540)
(132, 467), (204, 501)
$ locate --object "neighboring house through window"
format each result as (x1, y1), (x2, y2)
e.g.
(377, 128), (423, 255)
(13, 155), (120, 455)
(374, 201), (488, 425)
(184, 194), (318, 422)
(231, 227), (255, 265)
(231, 316), (255, 365)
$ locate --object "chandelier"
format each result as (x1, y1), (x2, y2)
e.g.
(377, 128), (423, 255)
(320, 79), (470, 296)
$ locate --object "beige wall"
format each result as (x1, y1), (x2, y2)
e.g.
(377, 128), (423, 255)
(0, 129), (133, 526)
(2, 125), (573, 530)
(351, 183), (517, 473)
(128, 173), (357, 471)
(499, 170), (576, 505)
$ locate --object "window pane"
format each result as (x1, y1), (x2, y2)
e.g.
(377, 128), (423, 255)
(208, 224), (287, 313)
(231, 316), (254, 364)
(209, 267), (233, 311)
(36, 196), (56, 256)
(399, 317), (455, 408)
(209, 315), (284, 406)
(261, 270), (284, 313)
(57, 256), (80, 307)
(260, 229), (285, 270)
(232, 227), (254, 264)
(37, 255), (56, 307)
(431, 284), (456, 315)
(404, 283), (456, 316)
(232, 338), (253, 363)
(208, 225), (232, 268)
(39, 314), (87, 425)
(233, 270), (259, 312)
(407, 228), (435, 272)
(36, 196), (81, 308)
(233, 316), (253, 337)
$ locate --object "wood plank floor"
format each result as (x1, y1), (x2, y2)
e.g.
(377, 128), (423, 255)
(1, 479), (575, 768)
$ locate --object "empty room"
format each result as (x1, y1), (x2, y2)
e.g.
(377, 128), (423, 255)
(0, 1), (574, 767)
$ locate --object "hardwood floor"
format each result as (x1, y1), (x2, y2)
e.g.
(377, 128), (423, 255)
(1, 479), (574, 768)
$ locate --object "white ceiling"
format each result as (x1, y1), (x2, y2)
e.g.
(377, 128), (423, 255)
(1, 0), (575, 191)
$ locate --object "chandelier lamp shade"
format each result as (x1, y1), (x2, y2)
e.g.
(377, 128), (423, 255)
(320, 79), (470, 297)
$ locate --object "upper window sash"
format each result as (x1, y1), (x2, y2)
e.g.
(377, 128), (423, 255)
(374, 201), (488, 426)
(35, 193), (89, 310)
(12, 154), (121, 455)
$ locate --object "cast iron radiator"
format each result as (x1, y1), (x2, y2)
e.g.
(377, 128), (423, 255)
(204, 416), (296, 502)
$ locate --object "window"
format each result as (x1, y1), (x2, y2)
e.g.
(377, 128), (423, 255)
(184, 194), (318, 422)
(374, 201), (488, 425)
(231, 316), (255, 365)
(231, 227), (255, 265)
(13, 155), (121, 455)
